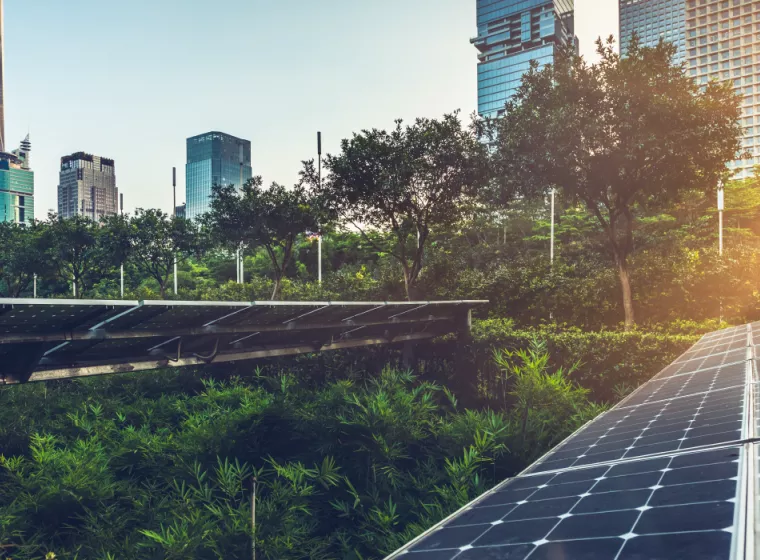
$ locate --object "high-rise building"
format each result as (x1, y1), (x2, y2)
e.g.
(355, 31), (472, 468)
(0, 0), (34, 225)
(57, 152), (118, 220)
(686, 0), (760, 179)
(0, 135), (34, 224)
(185, 131), (252, 221)
(619, 0), (686, 62)
(0, 0), (6, 154)
(175, 203), (186, 219)
(471, 0), (578, 119)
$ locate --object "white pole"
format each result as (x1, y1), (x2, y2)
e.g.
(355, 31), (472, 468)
(240, 248), (244, 284)
(318, 236), (322, 284)
(73, 279), (76, 298)
(550, 188), (555, 266)
(120, 193), (124, 298)
(717, 182), (724, 256)
(33, 273), (37, 298)
(173, 258), (178, 295)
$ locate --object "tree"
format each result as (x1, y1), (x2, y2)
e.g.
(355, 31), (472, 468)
(0, 221), (48, 297)
(491, 37), (744, 328)
(206, 178), (324, 300)
(45, 213), (117, 298)
(128, 209), (202, 299)
(306, 112), (490, 300)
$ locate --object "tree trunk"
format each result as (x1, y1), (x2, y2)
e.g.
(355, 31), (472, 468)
(616, 255), (635, 330)
(159, 281), (167, 300)
(402, 268), (421, 301)
(271, 276), (282, 300)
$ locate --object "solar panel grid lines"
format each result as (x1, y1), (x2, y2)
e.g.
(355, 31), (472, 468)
(0, 299), (487, 384)
(390, 446), (746, 560)
(388, 322), (759, 560)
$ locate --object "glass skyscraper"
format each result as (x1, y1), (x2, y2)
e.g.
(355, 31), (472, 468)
(185, 131), (252, 221)
(0, 135), (34, 225)
(686, 0), (759, 179)
(620, 0), (687, 62)
(472, 0), (577, 119)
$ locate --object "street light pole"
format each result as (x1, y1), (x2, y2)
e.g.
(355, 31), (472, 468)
(120, 193), (124, 298)
(550, 188), (555, 266)
(717, 180), (724, 257)
(173, 167), (177, 296)
(317, 131), (322, 284)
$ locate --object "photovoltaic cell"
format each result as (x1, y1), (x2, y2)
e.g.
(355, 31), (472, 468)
(622, 360), (746, 407)
(388, 322), (758, 560)
(656, 347), (746, 379)
(398, 447), (742, 560)
(528, 385), (744, 473)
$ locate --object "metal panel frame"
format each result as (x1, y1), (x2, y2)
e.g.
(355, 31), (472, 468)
(0, 299), (486, 384)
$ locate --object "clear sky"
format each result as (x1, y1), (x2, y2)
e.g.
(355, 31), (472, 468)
(4, 0), (618, 217)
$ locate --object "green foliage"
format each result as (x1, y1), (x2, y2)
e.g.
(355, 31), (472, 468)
(491, 36), (744, 327)
(0, 360), (595, 559)
(205, 178), (325, 300)
(308, 112), (490, 299)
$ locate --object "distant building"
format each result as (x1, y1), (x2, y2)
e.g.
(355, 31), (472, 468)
(175, 203), (186, 219)
(619, 0), (686, 62)
(471, 0), (578, 119)
(0, 134), (34, 224)
(686, 0), (759, 179)
(185, 131), (252, 221)
(57, 152), (118, 220)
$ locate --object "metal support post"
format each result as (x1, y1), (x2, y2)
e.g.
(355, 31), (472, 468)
(550, 188), (555, 266)
(120, 193), (124, 298)
(33, 274), (37, 298)
(173, 167), (178, 296)
(317, 131), (323, 284)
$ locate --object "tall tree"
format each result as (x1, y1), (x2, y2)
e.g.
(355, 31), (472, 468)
(491, 37), (743, 328)
(45, 213), (117, 298)
(128, 209), (201, 299)
(306, 112), (489, 300)
(206, 178), (324, 300)
(0, 221), (49, 297)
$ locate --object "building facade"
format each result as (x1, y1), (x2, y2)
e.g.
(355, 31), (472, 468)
(0, 134), (34, 224)
(185, 131), (252, 221)
(471, 0), (577, 119)
(620, 0), (686, 62)
(57, 152), (118, 219)
(686, 0), (760, 179)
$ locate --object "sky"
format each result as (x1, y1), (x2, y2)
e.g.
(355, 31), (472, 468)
(4, 0), (618, 217)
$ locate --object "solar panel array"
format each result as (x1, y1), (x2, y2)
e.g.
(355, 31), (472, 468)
(387, 324), (759, 560)
(0, 298), (485, 384)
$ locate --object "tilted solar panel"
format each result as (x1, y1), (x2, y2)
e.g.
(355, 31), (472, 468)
(0, 299), (486, 384)
(387, 323), (758, 560)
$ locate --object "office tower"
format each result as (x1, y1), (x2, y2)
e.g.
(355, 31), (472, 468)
(471, 0), (578, 119)
(57, 152), (118, 219)
(0, 134), (34, 224)
(185, 131), (252, 221)
(0, 0), (5, 153)
(620, 0), (686, 62)
(175, 203), (186, 219)
(686, 0), (760, 179)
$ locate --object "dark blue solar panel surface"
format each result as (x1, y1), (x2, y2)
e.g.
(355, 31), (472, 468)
(398, 447), (741, 560)
(389, 322), (757, 560)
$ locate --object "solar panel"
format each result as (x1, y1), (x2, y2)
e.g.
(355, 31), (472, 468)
(387, 322), (758, 560)
(0, 299), (486, 384)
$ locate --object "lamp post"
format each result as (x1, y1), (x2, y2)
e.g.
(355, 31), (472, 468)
(317, 131), (322, 284)
(550, 188), (555, 266)
(717, 180), (724, 257)
(173, 167), (177, 296)
(120, 193), (124, 298)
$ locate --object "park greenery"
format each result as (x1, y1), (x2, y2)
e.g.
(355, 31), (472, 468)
(0, 39), (758, 558)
